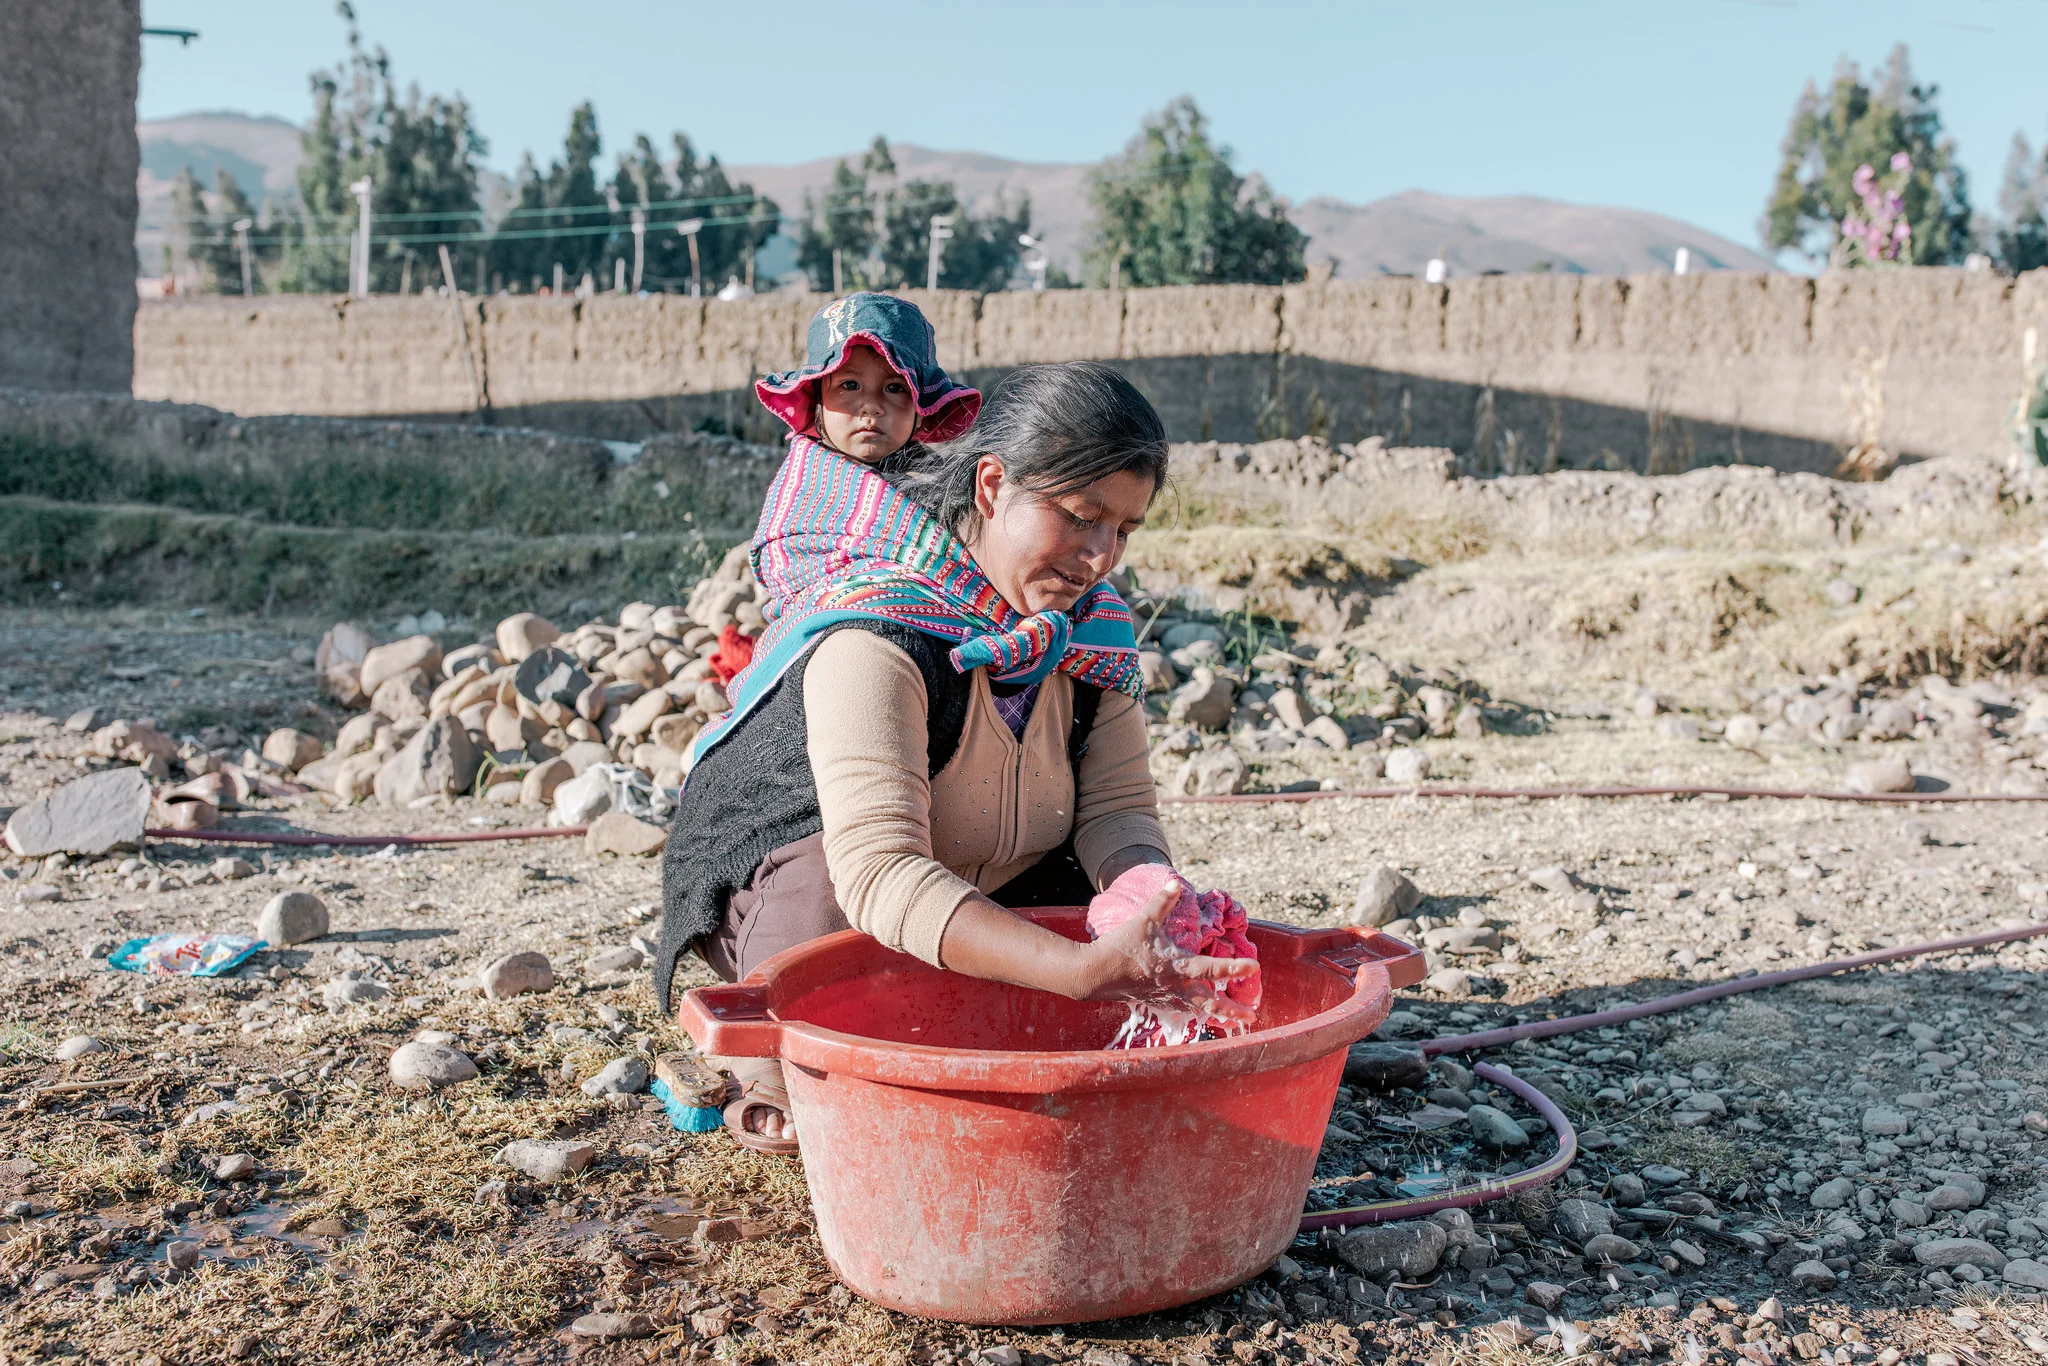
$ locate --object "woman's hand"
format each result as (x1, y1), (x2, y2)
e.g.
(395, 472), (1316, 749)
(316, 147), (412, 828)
(1076, 874), (1259, 1026)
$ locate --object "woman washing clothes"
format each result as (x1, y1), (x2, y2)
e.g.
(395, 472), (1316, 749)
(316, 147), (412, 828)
(653, 356), (1256, 1154)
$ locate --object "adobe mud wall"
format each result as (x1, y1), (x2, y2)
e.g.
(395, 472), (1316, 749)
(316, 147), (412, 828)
(0, 3), (141, 393)
(133, 270), (2048, 473)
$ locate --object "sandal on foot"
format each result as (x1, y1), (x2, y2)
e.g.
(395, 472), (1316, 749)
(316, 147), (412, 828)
(723, 1073), (799, 1155)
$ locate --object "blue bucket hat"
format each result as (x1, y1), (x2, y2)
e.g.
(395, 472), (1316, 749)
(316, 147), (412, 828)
(755, 293), (982, 443)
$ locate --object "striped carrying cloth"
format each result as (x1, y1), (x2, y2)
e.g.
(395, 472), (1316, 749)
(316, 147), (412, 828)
(688, 436), (1143, 770)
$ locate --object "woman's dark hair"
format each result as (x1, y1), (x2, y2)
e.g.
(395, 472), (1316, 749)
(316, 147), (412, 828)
(880, 361), (1167, 536)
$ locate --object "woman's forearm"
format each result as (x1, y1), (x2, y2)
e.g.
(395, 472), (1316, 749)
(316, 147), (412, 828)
(938, 896), (1100, 998)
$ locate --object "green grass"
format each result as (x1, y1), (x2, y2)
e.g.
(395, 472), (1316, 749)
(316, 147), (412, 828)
(0, 496), (740, 619)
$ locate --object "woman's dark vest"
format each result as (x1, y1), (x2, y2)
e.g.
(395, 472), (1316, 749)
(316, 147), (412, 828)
(653, 621), (1099, 1013)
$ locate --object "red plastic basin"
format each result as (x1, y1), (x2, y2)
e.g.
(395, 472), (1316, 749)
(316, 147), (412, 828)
(677, 910), (1421, 1325)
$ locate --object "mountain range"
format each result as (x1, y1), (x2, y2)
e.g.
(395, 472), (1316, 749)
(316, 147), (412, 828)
(138, 111), (1776, 282)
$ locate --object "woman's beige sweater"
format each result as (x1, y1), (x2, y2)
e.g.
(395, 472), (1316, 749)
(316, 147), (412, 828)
(801, 628), (1168, 966)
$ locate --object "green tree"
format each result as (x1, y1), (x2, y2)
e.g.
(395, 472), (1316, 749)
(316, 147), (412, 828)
(491, 102), (606, 291)
(1991, 133), (2048, 275)
(878, 180), (1029, 291)
(609, 132), (778, 293)
(202, 168), (268, 293)
(1762, 45), (1971, 267)
(796, 137), (895, 291)
(1081, 96), (1306, 287)
(278, 3), (486, 294)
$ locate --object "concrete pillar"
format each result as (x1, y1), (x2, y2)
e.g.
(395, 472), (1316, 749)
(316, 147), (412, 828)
(0, 2), (141, 393)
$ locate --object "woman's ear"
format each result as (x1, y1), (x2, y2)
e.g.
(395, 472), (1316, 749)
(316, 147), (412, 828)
(972, 454), (1005, 523)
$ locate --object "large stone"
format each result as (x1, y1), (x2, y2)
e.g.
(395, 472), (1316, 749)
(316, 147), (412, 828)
(6, 768), (149, 856)
(1724, 714), (1763, 749)
(1334, 1220), (1446, 1279)
(1138, 651), (1176, 694)
(316, 622), (376, 707)
(1863, 700), (1917, 741)
(515, 645), (592, 710)
(586, 945), (645, 974)
(1304, 715), (1351, 751)
(520, 756), (573, 806)
(572, 1313), (655, 1340)
(256, 891), (328, 946)
(1552, 1198), (1614, 1242)
(1466, 1104), (1530, 1150)
(585, 812), (667, 857)
(55, 1035), (108, 1061)
(89, 720), (175, 765)
(261, 728), (323, 773)
(1350, 866), (1421, 928)
(649, 712), (701, 754)
(1581, 1233), (1641, 1264)
(1168, 669), (1235, 731)
(1343, 1041), (1428, 1092)
(610, 647), (667, 691)
(495, 1139), (593, 1183)
(560, 739), (613, 774)
(389, 1041), (478, 1091)
(1383, 748), (1431, 784)
(1928, 1177), (1987, 1210)
(370, 667), (431, 721)
(580, 1056), (649, 1097)
(1809, 1176), (1855, 1210)
(1846, 756), (1914, 795)
(1914, 1237), (2006, 1271)
(323, 975), (389, 1008)
(612, 689), (673, 741)
(497, 613), (561, 664)
(334, 711), (380, 757)
(294, 754), (348, 794)
(1789, 1260), (1837, 1291)
(2004, 1258), (2048, 1291)
(360, 634), (443, 699)
(1173, 748), (1250, 797)
(553, 767), (614, 823)
(479, 951), (554, 999)
(374, 717), (480, 806)
(1861, 1106), (1910, 1136)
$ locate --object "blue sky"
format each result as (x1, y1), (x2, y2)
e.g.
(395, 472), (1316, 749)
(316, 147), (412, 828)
(141, 0), (2046, 254)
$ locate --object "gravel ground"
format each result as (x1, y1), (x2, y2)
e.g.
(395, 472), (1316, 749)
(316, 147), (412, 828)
(2, 606), (2047, 1365)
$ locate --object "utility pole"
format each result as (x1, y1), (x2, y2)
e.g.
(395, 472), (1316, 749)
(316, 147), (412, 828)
(832, 247), (842, 295)
(613, 258), (626, 292)
(439, 244), (485, 419)
(676, 218), (704, 296)
(232, 218), (253, 296)
(630, 210), (645, 292)
(349, 176), (373, 297)
(926, 215), (954, 291)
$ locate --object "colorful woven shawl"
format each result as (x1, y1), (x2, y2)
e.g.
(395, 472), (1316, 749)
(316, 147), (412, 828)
(688, 436), (1143, 769)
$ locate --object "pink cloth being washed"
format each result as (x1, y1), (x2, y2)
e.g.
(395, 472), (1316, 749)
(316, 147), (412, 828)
(1084, 863), (1263, 1013)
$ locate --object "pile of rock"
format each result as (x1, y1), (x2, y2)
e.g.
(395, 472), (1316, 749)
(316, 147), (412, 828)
(276, 544), (767, 838)
(1135, 606), (1511, 796)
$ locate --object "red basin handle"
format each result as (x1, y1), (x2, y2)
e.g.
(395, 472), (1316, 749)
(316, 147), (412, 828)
(1283, 925), (1425, 990)
(677, 982), (781, 1058)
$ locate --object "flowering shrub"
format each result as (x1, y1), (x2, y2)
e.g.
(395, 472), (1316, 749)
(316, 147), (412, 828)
(1838, 153), (1914, 265)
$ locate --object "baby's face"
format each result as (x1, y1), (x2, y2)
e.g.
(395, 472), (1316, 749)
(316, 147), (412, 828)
(816, 343), (917, 463)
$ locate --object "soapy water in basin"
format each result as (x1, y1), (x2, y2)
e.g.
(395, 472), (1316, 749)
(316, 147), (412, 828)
(1105, 999), (1250, 1049)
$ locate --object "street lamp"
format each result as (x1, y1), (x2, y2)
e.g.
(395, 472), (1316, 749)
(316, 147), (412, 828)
(1018, 232), (1048, 293)
(232, 218), (254, 296)
(676, 218), (705, 296)
(927, 215), (954, 291)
